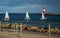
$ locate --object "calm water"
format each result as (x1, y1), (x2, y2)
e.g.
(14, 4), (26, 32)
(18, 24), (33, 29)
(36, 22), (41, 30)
(0, 13), (60, 29)
(0, 13), (60, 22)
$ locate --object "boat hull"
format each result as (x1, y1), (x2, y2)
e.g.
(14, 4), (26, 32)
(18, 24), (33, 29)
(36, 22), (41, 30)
(24, 17), (30, 20)
(40, 18), (47, 20)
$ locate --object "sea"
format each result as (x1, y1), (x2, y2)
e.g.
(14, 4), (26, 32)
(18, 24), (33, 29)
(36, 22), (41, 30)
(0, 13), (60, 29)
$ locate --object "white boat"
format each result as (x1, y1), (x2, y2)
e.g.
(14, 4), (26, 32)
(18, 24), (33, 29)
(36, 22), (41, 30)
(40, 8), (47, 20)
(25, 11), (30, 20)
(4, 11), (9, 20)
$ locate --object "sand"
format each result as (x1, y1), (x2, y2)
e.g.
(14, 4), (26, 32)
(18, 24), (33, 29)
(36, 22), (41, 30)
(0, 31), (60, 38)
(0, 23), (60, 38)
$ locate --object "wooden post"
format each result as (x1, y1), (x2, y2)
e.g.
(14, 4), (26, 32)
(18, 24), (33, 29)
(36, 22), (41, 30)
(48, 24), (51, 38)
(20, 23), (22, 38)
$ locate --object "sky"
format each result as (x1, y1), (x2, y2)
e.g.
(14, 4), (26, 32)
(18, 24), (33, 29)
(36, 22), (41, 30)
(0, 0), (60, 13)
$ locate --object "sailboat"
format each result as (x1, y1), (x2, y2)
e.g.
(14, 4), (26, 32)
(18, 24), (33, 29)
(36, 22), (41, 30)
(40, 8), (47, 20)
(24, 11), (30, 20)
(4, 11), (9, 20)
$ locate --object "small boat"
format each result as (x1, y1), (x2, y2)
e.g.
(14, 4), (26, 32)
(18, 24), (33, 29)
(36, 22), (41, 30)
(24, 11), (30, 20)
(40, 8), (47, 20)
(4, 11), (9, 21)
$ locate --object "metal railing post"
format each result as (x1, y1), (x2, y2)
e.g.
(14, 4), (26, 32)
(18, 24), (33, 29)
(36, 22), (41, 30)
(48, 24), (51, 38)
(0, 21), (1, 31)
(1, 21), (3, 31)
(20, 23), (23, 38)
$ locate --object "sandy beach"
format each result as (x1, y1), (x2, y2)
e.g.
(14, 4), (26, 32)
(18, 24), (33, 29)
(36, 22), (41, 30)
(0, 30), (60, 38)
(0, 23), (60, 38)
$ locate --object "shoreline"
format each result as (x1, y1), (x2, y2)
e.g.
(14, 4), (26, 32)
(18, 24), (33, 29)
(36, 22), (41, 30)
(0, 23), (60, 38)
(0, 23), (60, 34)
(0, 13), (60, 15)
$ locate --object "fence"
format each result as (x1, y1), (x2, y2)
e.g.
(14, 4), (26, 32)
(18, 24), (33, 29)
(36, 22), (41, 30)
(0, 20), (60, 38)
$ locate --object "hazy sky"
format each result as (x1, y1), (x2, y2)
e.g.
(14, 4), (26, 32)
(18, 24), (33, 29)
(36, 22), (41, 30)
(0, 0), (60, 13)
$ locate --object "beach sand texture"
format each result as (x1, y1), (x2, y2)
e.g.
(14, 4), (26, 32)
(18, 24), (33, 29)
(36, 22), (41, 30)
(0, 23), (60, 38)
(0, 31), (60, 38)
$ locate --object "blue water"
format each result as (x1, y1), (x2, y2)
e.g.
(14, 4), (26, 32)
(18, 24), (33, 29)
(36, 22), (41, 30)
(0, 13), (60, 23)
(0, 13), (60, 29)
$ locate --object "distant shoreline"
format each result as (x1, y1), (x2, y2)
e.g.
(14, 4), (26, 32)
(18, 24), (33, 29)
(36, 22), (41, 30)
(0, 13), (60, 15)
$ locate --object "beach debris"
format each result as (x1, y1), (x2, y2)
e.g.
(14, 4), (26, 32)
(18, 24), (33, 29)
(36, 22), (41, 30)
(0, 23), (60, 34)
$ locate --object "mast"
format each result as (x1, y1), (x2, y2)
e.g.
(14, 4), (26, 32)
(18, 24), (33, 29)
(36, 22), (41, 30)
(5, 11), (9, 20)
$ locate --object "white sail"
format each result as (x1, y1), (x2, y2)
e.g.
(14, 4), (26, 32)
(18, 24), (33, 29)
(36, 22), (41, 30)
(40, 8), (47, 20)
(42, 12), (45, 19)
(25, 11), (30, 20)
(41, 12), (47, 19)
(4, 11), (9, 20)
